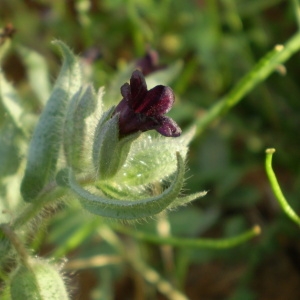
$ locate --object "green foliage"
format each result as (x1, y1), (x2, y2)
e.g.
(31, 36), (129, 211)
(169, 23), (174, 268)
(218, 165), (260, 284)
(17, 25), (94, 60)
(20, 41), (83, 202)
(63, 84), (97, 171)
(69, 153), (185, 219)
(1, 1), (300, 299)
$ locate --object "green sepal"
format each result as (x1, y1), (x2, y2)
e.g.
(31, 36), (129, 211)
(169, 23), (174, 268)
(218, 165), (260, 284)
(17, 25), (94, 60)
(10, 259), (69, 300)
(91, 105), (115, 167)
(21, 41), (82, 202)
(92, 112), (118, 178)
(92, 109), (140, 180)
(68, 152), (185, 220)
(168, 191), (208, 209)
(97, 180), (148, 201)
(63, 84), (96, 170)
(113, 128), (195, 186)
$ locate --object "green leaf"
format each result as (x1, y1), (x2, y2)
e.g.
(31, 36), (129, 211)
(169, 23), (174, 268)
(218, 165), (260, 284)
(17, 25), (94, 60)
(21, 41), (82, 202)
(0, 70), (25, 134)
(69, 153), (185, 220)
(168, 191), (208, 209)
(0, 122), (20, 176)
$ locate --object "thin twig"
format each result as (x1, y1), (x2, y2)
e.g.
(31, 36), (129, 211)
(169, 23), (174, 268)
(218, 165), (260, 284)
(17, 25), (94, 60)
(265, 148), (300, 226)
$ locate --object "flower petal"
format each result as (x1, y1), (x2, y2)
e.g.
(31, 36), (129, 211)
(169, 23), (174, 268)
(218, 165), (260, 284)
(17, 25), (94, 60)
(136, 85), (175, 116)
(155, 116), (182, 137)
(120, 82), (131, 100)
(118, 112), (160, 136)
(130, 70), (148, 109)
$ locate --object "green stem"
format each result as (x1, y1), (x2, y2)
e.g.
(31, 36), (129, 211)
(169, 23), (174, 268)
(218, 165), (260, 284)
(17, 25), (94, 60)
(292, 0), (300, 30)
(195, 32), (300, 137)
(12, 183), (67, 230)
(113, 225), (261, 249)
(0, 224), (30, 267)
(98, 225), (188, 300)
(265, 148), (300, 226)
(11, 173), (95, 230)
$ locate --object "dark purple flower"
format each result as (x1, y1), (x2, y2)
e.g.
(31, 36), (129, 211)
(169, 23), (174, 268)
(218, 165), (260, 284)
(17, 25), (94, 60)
(113, 70), (181, 138)
(135, 49), (164, 75)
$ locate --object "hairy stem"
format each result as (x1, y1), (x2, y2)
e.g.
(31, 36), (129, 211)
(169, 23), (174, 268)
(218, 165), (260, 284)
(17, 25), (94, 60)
(0, 224), (30, 267)
(12, 183), (66, 230)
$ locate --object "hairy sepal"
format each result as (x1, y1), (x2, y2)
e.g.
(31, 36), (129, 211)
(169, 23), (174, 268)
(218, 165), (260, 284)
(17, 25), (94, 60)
(21, 41), (82, 202)
(92, 110), (139, 180)
(68, 152), (185, 220)
(63, 84), (96, 170)
(113, 129), (194, 186)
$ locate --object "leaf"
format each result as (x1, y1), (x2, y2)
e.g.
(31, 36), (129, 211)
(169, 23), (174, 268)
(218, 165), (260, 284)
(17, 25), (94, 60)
(0, 70), (25, 133)
(0, 122), (20, 177)
(18, 46), (52, 105)
(21, 41), (82, 202)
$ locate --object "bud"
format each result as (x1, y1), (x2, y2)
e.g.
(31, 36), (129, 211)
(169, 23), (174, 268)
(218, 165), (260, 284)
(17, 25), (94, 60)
(63, 84), (97, 171)
(92, 107), (140, 180)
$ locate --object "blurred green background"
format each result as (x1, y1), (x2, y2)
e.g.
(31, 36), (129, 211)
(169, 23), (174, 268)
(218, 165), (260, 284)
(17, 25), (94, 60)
(1, 0), (300, 299)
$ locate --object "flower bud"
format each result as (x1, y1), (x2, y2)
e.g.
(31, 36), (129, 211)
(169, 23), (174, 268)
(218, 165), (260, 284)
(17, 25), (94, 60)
(63, 85), (97, 171)
(92, 108), (140, 180)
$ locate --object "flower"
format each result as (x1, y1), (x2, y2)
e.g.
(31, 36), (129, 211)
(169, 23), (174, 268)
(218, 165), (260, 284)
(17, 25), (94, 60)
(135, 49), (163, 75)
(113, 70), (181, 138)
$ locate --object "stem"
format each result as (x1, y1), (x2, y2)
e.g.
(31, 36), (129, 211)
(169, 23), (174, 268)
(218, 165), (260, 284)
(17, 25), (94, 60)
(113, 225), (261, 249)
(265, 148), (300, 226)
(12, 183), (67, 230)
(98, 225), (188, 300)
(128, 252), (188, 300)
(292, 0), (300, 30)
(195, 32), (300, 137)
(0, 224), (30, 267)
(11, 173), (94, 230)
